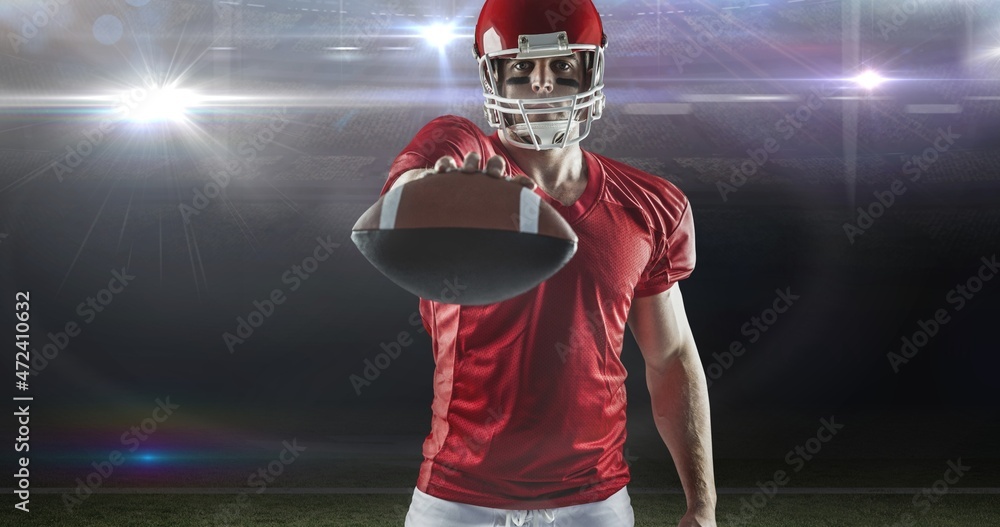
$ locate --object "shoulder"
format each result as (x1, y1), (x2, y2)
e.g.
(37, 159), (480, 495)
(388, 115), (492, 187)
(416, 115), (487, 139)
(402, 115), (491, 159)
(589, 152), (690, 228)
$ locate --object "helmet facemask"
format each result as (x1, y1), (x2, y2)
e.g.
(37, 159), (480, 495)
(477, 31), (606, 151)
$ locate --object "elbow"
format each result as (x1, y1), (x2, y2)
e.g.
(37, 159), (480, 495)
(645, 342), (701, 378)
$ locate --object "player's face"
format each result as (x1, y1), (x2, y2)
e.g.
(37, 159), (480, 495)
(497, 54), (588, 123)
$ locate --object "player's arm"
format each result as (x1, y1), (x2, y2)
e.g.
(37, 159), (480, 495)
(386, 153), (535, 193)
(627, 284), (717, 527)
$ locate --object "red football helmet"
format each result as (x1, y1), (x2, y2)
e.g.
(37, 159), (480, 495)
(474, 0), (608, 150)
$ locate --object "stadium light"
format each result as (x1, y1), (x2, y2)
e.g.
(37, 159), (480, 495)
(853, 70), (886, 90)
(128, 85), (200, 123)
(420, 22), (458, 49)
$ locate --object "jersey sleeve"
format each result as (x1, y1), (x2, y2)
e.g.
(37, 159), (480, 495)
(380, 115), (488, 197)
(633, 196), (696, 298)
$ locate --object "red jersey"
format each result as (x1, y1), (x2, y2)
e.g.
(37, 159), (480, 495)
(381, 116), (695, 509)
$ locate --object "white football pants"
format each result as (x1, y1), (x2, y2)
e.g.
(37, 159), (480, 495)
(404, 485), (635, 527)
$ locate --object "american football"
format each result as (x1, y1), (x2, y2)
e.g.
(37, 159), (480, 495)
(352, 171), (578, 305)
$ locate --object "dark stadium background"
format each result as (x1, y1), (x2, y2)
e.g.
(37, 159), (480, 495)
(1, 0), (998, 519)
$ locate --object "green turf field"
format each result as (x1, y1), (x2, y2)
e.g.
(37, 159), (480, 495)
(10, 493), (1000, 526)
(12, 457), (999, 525)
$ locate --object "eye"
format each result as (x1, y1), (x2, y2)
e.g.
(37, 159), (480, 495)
(512, 61), (532, 72)
(553, 61), (573, 72)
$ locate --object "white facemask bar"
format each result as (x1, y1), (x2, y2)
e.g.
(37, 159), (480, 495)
(477, 42), (606, 151)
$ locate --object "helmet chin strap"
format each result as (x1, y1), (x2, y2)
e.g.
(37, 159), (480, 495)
(506, 120), (583, 150)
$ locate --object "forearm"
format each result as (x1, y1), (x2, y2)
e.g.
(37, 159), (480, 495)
(647, 349), (717, 512)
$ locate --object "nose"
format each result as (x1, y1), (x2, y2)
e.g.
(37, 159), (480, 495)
(531, 65), (554, 95)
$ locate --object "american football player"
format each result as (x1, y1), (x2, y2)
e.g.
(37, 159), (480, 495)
(381, 1), (716, 525)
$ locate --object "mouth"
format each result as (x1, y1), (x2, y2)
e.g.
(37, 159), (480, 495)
(521, 100), (570, 110)
(508, 102), (573, 123)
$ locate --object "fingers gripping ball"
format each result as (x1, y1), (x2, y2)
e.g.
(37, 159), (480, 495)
(352, 172), (578, 305)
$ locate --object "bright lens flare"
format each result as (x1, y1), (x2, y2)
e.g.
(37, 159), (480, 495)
(129, 86), (200, 123)
(420, 23), (457, 49)
(853, 70), (886, 90)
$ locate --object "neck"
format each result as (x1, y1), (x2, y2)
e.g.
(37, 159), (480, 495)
(499, 132), (586, 191)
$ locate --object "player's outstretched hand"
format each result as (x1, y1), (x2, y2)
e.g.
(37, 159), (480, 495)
(420, 152), (537, 190)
